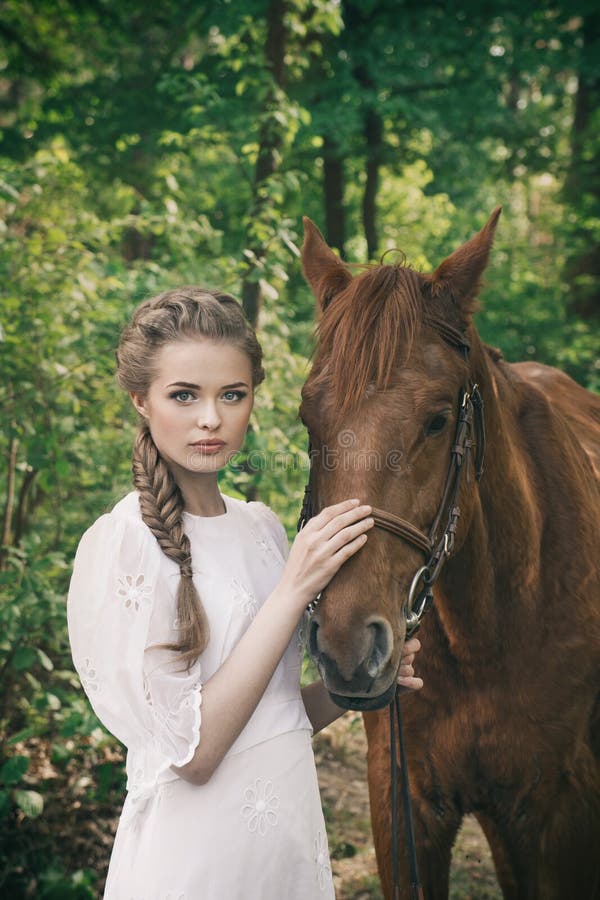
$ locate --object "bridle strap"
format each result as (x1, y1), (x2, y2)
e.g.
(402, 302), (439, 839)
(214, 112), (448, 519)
(390, 691), (424, 900)
(371, 509), (433, 556)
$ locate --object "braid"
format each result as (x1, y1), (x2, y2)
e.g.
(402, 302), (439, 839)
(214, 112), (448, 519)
(133, 424), (209, 665)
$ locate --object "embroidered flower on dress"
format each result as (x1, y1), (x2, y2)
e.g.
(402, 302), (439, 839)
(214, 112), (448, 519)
(231, 578), (258, 619)
(314, 830), (332, 890)
(79, 657), (100, 694)
(117, 573), (152, 611)
(241, 778), (280, 835)
(249, 527), (277, 562)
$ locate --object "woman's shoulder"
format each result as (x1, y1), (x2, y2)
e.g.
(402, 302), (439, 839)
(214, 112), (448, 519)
(232, 496), (289, 557)
(110, 490), (145, 522)
(226, 494), (280, 528)
(76, 492), (153, 552)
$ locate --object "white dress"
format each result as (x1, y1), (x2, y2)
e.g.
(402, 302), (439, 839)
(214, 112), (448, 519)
(67, 491), (335, 900)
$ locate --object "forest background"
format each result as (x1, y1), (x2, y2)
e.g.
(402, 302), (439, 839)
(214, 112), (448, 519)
(0, 1), (598, 896)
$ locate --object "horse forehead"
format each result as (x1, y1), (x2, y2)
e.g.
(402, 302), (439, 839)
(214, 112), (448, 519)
(300, 343), (456, 426)
(421, 341), (455, 377)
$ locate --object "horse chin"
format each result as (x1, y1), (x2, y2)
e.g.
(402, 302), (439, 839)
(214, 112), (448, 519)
(328, 678), (397, 712)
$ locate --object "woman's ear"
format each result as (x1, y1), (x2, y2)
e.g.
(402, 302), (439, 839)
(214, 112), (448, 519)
(130, 391), (148, 418)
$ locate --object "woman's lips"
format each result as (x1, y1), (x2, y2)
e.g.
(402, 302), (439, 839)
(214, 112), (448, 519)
(190, 441), (225, 454)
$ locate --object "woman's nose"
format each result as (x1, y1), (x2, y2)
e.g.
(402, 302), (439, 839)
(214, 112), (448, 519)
(197, 401), (221, 429)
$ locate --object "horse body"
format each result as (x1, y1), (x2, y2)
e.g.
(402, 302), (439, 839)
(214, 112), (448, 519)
(299, 213), (600, 898)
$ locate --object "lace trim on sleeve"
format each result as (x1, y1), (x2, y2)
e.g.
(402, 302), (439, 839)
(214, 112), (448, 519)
(127, 676), (203, 802)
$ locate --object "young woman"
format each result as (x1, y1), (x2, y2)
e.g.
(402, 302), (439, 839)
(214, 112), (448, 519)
(67, 287), (422, 899)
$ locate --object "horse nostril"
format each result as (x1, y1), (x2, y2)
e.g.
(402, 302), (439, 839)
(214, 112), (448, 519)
(366, 619), (392, 678)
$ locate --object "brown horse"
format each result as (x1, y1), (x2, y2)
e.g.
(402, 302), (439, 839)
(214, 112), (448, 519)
(299, 211), (600, 899)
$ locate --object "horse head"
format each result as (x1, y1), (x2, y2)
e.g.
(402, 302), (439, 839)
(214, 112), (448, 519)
(299, 210), (501, 711)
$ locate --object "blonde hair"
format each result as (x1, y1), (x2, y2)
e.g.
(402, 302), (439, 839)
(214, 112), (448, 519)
(116, 287), (265, 666)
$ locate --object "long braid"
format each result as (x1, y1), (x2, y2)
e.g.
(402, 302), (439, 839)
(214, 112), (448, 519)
(133, 424), (209, 664)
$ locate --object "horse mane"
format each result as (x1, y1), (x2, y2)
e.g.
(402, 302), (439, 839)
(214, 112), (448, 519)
(308, 263), (424, 421)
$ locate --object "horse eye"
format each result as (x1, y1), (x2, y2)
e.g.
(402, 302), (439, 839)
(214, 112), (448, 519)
(425, 413), (449, 437)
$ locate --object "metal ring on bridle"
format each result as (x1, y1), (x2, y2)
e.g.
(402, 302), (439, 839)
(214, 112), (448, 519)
(407, 565), (430, 613)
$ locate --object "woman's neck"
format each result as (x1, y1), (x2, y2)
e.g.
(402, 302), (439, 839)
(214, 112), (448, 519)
(170, 466), (225, 517)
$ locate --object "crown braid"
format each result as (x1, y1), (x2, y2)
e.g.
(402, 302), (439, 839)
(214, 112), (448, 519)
(133, 424), (209, 664)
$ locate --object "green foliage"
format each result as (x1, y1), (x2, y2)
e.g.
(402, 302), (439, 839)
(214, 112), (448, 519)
(0, 0), (597, 893)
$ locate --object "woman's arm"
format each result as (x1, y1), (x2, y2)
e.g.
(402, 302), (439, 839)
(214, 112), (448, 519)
(301, 638), (424, 735)
(172, 499), (373, 785)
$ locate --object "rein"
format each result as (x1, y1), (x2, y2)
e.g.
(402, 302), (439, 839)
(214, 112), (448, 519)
(298, 314), (485, 900)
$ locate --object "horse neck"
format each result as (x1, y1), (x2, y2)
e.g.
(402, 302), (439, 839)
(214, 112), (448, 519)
(437, 338), (593, 661)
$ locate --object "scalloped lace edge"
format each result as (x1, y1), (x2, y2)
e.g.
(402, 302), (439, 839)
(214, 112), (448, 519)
(128, 679), (203, 802)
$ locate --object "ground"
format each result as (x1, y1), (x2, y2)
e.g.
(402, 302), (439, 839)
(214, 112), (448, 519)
(314, 714), (503, 900)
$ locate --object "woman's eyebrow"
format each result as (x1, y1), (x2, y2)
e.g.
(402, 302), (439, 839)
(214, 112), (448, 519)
(165, 381), (250, 389)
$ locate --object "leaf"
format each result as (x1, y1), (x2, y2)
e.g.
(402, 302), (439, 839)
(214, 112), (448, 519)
(12, 647), (38, 670)
(258, 278), (279, 301)
(0, 755), (30, 786)
(7, 726), (38, 745)
(37, 648), (54, 671)
(14, 789), (44, 818)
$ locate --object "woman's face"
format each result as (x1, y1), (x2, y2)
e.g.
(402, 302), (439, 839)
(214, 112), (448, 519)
(131, 337), (254, 476)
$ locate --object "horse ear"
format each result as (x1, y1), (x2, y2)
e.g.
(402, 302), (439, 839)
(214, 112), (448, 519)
(301, 217), (352, 310)
(430, 207), (502, 320)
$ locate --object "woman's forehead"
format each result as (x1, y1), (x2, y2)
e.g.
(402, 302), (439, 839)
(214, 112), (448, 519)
(153, 337), (252, 384)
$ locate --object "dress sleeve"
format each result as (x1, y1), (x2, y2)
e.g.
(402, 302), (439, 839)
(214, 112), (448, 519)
(67, 513), (202, 801)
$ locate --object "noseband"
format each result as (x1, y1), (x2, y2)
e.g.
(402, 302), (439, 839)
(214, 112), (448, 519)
(298, 314), (485, 637)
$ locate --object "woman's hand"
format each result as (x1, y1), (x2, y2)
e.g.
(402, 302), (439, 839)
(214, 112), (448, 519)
(279, 498), (373, 612)
(397, 637), (423, 692)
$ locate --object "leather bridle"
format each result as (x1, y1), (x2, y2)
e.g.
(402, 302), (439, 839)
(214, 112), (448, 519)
(298, 314), (485, 899)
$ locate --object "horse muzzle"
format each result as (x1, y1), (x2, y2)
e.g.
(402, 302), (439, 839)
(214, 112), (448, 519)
(308, 613), (399, 710)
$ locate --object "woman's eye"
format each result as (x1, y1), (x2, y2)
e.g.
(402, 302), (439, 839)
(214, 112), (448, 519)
(172, 391), (194, 402)
(222, 390), (247, 402)
(425, 413), (449, 436)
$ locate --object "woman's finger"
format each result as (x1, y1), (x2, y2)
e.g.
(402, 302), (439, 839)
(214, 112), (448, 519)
(402, 638), (421, 658)
(319, 504), (372, 541)
(328, 516), (374, 552)
(310, 498), (363, 527)
(397, 676), (424, 693)
(398, 636), (423, 692)
(333, 531), (370, 563)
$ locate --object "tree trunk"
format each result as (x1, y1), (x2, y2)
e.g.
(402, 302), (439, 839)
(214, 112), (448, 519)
(343, 1), (383, 259)
(362, 107), (383, 260)
(239, 0), (289, 502)
(13, 466), (37, 545)
(323, 135), (346, 258)
(562, 11), (600, 320)
(240, 0), (287, 329)
(0, 434), (18, 570)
